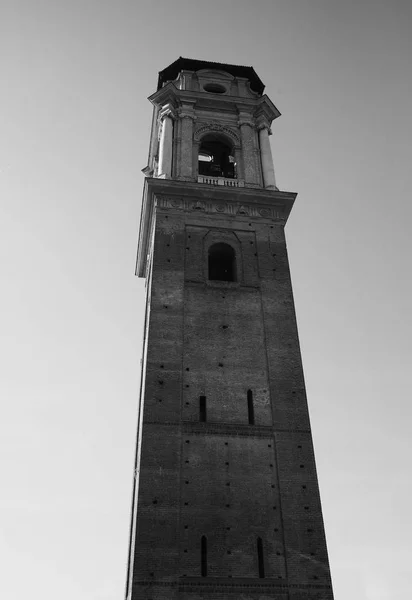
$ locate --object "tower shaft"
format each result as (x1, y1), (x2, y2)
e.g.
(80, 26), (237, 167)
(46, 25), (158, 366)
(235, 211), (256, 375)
(127, 58), (334, 600)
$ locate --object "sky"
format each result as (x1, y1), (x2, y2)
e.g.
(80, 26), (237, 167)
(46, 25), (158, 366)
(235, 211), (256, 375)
(1, 1), (411, 599)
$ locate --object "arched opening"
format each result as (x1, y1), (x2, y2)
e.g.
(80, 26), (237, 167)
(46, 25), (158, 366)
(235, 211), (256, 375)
(208, 243), (236, 282)
(198, 134), (236, 179)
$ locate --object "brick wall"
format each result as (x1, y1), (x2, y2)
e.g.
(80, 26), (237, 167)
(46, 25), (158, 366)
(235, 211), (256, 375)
(130, 187), (333, 600)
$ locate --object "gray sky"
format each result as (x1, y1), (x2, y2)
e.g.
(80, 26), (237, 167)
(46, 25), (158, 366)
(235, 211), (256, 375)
(1, 1), (411, 599)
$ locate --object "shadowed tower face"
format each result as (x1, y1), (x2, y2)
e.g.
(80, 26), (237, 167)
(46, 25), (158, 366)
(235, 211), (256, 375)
(126, 57), (334, 600)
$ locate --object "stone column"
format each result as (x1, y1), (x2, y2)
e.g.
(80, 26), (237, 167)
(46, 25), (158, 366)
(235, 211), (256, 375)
(158, 106), (175, 179)
(258, 125), (277, 189)
(238, 112), (259, 186)
(233, 146), (243, 181)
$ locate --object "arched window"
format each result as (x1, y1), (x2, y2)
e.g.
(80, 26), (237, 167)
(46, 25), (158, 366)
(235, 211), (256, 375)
(208, 243), (236, 282)
(198, 134), (236, 179)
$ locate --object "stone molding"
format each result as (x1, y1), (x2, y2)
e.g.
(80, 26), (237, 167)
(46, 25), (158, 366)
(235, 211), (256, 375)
(156, 195), (285, 221)
(238, 117), (255, 128)
(177, 106), (196, 121)
(194, 122), (240, 144)
(238, 109), (256, 128)
(134, 579), (333, 591)
(144, 421), (312, 437)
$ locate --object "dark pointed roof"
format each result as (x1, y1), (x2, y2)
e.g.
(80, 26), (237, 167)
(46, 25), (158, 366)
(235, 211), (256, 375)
(157, 57), (265, 95)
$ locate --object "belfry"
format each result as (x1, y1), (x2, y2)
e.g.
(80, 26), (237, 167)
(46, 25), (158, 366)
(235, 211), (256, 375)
(126, 58), (334, 600)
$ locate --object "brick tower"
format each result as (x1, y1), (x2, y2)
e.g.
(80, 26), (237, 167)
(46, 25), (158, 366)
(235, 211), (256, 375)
(126, 58), (334, 600)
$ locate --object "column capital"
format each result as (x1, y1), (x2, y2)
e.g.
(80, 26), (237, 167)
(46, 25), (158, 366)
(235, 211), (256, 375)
(237, 110), (255, 128)
(238, 116), (255, 128)
(177, 106), (196, 121)
(158, 103), (177, 122)
(256, 115), (272, 133)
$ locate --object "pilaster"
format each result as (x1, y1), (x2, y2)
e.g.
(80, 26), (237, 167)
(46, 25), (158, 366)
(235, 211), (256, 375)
(178, 103), (196, 181)
(238, 111), (260, 187)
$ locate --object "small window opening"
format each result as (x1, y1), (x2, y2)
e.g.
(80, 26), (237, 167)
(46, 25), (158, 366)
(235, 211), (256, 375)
(201, 536), (207, 577)
(204, 82), (226, 94)
(198, 134), (236, 179)
(257, 537), (265, 578)
(199, 396), (207, 422)
(247, 389), (254, 425)
(208, 243), (236, 282)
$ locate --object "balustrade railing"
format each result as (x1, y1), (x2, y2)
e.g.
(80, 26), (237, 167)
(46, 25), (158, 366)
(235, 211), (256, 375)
(197, 175), (244, 187)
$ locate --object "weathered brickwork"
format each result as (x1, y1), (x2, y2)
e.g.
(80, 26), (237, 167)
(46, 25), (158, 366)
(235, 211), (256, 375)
(126, 59), (334, 600)
(127, 180), (333, 600)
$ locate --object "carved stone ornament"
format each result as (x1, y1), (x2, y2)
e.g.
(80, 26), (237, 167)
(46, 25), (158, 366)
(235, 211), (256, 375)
(192, 200), (206, 211)
(256, 115), (271, 131)
(156, 195), (284, 221)
(158, 104), (177, 122)
(169, 198), (182, 208)
(194, 123), (240, 144)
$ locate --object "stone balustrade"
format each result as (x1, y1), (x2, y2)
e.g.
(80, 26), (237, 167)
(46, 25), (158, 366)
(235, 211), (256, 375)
(198, 175), (245, 187)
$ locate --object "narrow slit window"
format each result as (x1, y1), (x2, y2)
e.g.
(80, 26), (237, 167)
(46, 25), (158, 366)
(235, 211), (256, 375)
(257, 537), (265, 578)
(208, 243), (236, 282)
(201, 536), (207, 577)
(247, 389), (255, 425)
(199, 396), (207, 422)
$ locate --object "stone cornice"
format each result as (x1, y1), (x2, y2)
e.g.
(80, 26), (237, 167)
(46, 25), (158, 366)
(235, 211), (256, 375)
(149, 84), (282, 119)
(253, 97), (281, 136)
(148, 81), (179, 108)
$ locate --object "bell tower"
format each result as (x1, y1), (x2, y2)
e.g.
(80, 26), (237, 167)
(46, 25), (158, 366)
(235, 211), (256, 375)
(126, 58), (334, 600)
